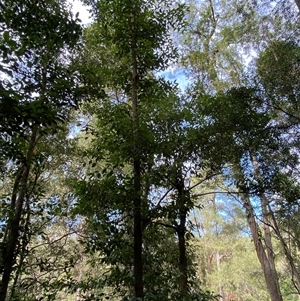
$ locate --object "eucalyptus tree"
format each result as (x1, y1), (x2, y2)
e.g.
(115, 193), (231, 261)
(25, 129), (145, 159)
(255, 40), (300, 295)
(181, 0), (259, 91)
(257, 40), (300, 124)
(181, 0), (300, 93)
(196, 76), (300, 300)
(0, 0), (82, 299)
(191, 190), (269, 301)
(189, 84), (288, 301)
(210, 40), (300, 300)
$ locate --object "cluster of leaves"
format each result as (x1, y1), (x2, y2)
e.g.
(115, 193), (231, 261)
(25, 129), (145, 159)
(1, 0), (300, 301)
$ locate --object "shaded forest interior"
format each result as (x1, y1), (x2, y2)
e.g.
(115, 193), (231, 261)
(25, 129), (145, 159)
(0, 0), (300, 300)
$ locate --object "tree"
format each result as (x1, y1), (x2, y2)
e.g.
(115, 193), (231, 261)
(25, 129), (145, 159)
(0, 0), (82, 299)
(181, 0), (259, 91)
(181, 0), (300, 93)
(190, 85), (287, 301)
(256, 39), (300, 296)
(192, 188), (270, 301)
(74, 0), (186, 298)
(257, 40), (300, 123)
(1, 0), (299, 299)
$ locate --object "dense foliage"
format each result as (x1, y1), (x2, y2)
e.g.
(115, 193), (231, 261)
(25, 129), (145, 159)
(0, 0), (299, 301)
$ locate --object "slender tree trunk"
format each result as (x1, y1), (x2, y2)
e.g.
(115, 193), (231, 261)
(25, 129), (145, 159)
(131, 8), (144, 300)
(212, 193), (224, 301)
(241, 193), (283, 301)
(216, 251), (224, 301)
(0, 128), (38, 301)
(261, 195), (281, 291)
(178, 211), (188, 295)
(74, 254), (83, 301)
(176, 170), (188, 295)
(9, 199), (31, 301)
(251, 154), (282, 300)
(269, 207), (300, 293)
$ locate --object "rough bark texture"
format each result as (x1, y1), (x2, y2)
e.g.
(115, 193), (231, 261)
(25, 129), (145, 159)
(242, 193), (283, 301)
(131, 11), (144, 300)
(0, 128), (38, 301)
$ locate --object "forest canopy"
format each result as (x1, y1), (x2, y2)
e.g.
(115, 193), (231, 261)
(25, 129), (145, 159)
(0, 0), (300, 301)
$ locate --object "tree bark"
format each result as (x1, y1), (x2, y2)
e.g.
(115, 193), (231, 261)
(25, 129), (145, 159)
(269, 207), (300, 293)
(9, 198), (31, 301)
(251, 154), (282, 301)
(178, 211), (188, 295)
(212, 193), (224, 301)
(216, 250), (224, 301)
(176, 169), (188, 295)
(241, 193), (283, 301)
(74, 254), (83, 301)
(261, 194), (281, 293)
(0, 128), (38, 301)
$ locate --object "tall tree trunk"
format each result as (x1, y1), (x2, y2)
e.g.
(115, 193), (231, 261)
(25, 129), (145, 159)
(131, 9), (144, 300)
(0, 128), (38, 301)
(176, 169), (188, 295)
(251, 154), (282, 300)
(216, 251), (224, 301)
(9, 198), (31, 301)
(212, 193), (224, 301)
(261, 194), (281, 292)
(241, 192), (283, 301)
(74, 254), (84, 301)
(269, 207), (300, 293)
(178, 210), (188, 295)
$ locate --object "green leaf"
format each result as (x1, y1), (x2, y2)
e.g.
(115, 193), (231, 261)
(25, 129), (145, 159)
(3, 31), (9, 41)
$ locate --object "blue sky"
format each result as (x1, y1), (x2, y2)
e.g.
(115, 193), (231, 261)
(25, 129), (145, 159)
(160, 69), (189, 91)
